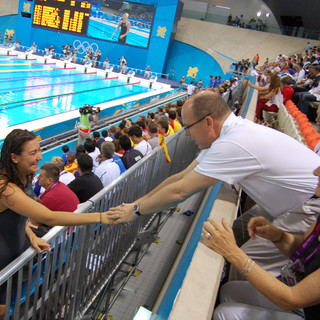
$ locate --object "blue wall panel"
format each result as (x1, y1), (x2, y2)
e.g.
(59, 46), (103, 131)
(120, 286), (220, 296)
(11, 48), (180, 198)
(165, 40), (226, 87)
(0, 15), (18, 42)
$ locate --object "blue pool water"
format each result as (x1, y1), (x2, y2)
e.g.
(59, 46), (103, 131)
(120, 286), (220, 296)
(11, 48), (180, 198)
(0, 54), (154, 129)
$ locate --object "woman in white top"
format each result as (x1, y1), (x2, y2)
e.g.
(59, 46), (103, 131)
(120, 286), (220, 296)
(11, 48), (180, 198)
(249, 73), (282, 123)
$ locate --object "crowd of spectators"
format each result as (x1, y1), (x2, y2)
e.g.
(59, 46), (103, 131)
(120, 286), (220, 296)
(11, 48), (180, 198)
(249, 45), (320, 122)
(181, 74), (242, 97)
(227, 13), (268, 32)
(28, 99), (185, 237)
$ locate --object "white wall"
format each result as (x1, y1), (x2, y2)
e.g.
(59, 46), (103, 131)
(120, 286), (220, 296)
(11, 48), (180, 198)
(176, 17), (320, 73)
(182, 0), (279, 27)
(0, 0), (19, 16)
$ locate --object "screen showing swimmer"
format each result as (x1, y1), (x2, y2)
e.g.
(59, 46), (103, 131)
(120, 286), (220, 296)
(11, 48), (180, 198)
(87, 0), (156, 49)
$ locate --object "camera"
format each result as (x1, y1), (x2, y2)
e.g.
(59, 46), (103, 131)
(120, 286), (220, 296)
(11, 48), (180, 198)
(79, 104), (101, 115)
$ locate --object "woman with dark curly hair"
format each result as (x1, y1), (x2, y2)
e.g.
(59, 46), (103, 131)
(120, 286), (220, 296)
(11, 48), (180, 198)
(0, 129), (111, 319)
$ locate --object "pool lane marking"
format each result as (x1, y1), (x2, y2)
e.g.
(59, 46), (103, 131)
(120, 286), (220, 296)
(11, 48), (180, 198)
(124, 82), (140, 86)
(0, 67), (77, 73)
(0, 68), (56, 72)
(0, 72), (83, 82)
(0, 77), (117, 93)
(0, 63), (39, 66)
(0, 62), (56, 66)
(31, 63), (56, 65)
(0, 81), (141, 108)
(99, 76), (118, 80)
(54, 67), (76, 70)
(75, 72), (97, 75)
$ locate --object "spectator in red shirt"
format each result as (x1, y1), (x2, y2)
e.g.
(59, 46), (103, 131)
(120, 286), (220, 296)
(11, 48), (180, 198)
(281, 76), (294, 103)
(28, 162), (79, 237)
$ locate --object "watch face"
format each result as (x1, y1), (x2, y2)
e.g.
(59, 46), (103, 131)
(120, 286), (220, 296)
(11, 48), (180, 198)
(134, 204), (139, 212)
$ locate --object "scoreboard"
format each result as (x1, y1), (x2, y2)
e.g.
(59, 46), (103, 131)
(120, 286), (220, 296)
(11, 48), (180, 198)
(32, 0), (91, 35)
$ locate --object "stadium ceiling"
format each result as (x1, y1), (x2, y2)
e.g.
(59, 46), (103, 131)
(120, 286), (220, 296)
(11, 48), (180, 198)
(262, 0), (320, 31)
(196, 0), (320, 31)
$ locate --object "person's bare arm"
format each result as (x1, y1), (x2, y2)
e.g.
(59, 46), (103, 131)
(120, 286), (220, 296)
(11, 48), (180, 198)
(111, 23), (120, 38)
(93, 113), (98, 124)
(247, 216), (313, 257)
(107, 166), (219, 224)
(25, 224), (51, 253)
(261, 88), (277, 100)
(0, 183), (112, 225)
(248, 82), (269, 91)
(203, 218), (320, 311)
(138, 159), (199, 203)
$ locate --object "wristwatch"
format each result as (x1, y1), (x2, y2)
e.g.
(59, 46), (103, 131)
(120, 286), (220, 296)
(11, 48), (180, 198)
(133, 203), (142, 216)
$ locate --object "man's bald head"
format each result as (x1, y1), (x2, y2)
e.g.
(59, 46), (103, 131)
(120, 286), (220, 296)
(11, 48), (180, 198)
(183, 91), (231, 122)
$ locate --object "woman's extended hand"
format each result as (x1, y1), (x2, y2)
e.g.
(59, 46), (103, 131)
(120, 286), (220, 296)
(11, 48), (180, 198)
(29, 236), (51, 253)
(202, 217), (241, 260)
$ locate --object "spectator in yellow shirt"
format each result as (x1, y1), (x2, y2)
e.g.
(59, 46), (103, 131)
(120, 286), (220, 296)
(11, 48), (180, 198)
(64, 152), (78, 175)
(168, 110), (182, 133)
(158, 119), (174, 137)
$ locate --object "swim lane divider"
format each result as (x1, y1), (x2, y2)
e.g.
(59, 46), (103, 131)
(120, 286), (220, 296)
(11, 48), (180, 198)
(0, 81), (141, 108)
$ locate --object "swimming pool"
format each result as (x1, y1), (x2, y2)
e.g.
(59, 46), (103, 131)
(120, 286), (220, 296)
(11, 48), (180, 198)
(0, 48), (173, 143)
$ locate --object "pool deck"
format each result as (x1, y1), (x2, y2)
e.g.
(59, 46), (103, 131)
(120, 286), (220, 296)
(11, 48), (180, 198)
(0, 47), (174, 141)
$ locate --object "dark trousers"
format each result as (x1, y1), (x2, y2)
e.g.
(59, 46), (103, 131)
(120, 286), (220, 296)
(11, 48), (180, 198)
(297, 92), (317, 115)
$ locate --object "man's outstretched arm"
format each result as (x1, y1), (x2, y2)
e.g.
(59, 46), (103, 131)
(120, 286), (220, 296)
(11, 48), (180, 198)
(107, 163), (219, 224)
(138, 159), (199, 204)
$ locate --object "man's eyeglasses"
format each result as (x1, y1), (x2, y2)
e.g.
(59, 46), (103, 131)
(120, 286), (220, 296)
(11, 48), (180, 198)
(183, 113), (211, 131)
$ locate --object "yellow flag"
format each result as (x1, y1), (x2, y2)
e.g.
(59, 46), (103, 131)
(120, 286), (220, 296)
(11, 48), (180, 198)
(158, 131), (171, 163)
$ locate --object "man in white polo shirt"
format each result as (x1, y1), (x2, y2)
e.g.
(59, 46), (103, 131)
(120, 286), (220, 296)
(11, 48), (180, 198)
(95, 141), (121, 188)
(107, 91), (320, 277)
(128, 126), (152, 157)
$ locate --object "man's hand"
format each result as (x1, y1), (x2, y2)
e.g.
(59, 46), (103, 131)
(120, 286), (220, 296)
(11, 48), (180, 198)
(107, 203), (137, 224)
(247, 216), (283, 242)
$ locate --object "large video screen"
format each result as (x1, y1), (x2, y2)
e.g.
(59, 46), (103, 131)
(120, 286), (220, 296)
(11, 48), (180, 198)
(32, 0), (156, 49)
(88, 0), (156, 48)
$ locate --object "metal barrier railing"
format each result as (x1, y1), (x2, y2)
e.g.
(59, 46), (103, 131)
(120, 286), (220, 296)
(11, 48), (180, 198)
(0, 129), (199, 320)
(0, 82), (244, 320)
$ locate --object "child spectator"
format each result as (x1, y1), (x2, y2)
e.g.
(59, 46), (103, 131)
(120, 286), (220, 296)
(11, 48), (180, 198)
(65, 152), (78, 175)
(61, 145), (74, 166)
(281, 76), (294, 103)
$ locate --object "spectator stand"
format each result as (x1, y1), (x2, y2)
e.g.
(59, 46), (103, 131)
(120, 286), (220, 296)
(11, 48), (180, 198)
(0, 80), (246, 320)
(281, 100), (320, 149)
